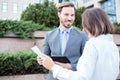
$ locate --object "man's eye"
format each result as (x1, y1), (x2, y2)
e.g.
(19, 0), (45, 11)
(64, 14), (69, 16)
(71, 14), (74, 16)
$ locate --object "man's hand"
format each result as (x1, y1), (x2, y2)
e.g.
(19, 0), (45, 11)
(54, 61), (72, 70)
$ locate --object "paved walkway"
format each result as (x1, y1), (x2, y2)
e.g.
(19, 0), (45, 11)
(0, 74), (47, 80)
(0, 72), (120, 80)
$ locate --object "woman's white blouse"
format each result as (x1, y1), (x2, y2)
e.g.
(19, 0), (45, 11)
(52, 34), (119, 80)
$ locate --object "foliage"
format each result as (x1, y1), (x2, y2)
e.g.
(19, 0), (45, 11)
(21, 0), (86, 29)
(0, 20), (46, 39)
(0, 51), (48, 76)
(74, 7), (85, 29)
(20, 1), (120, 33)
(21, 0), (59, 28)
(113, 23), (120, 34)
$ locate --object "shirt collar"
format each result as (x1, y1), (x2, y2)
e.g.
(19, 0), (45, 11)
(59, 26), (73, 34)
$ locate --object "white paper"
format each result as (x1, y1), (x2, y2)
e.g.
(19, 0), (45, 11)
(31, 46), (42, 57)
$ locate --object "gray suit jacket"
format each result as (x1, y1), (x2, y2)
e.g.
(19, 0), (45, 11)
(42, 27), (87, 80)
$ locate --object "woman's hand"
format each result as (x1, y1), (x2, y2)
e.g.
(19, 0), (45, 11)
(54, 61), (72, 70)
(37, 54), (55, 70)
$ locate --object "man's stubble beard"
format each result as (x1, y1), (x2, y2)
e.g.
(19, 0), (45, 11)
(61, 20), (73, 29)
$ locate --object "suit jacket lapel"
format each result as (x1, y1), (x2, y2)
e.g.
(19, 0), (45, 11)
(64, 29), (75, 56)
(52, 29), (61, 56)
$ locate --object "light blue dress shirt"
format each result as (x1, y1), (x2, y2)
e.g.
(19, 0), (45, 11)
(59, 27), (72, 55)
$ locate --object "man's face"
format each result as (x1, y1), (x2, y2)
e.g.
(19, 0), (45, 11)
(58, 7), (75, 29)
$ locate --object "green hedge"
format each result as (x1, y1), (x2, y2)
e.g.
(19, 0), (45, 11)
(114, 23), (120, 34)
(0, 51), (48, 76)
(21, 0), (86, 29)
(21, 0), (59, 28)
(0, 20), (47, 39)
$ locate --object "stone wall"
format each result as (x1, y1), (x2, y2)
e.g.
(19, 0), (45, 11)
(0, 32), (120, 52)
(0, 31), (46, 52)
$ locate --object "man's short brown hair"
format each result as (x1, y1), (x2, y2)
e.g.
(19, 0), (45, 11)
(58, 2), (75, 13)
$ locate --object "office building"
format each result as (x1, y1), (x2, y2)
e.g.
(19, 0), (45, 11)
(0, 0), (120, 23)
(78, 0), (120, 23)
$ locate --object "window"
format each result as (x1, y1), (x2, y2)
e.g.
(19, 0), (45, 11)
(59, 0), (63, 3)
(2, 2), (8, 12)
(101, 0), (117, 23)
(22, 4), (28, 11)
(108, 15), (117, 23)
(13, 3), (18, 13)
(70, 0), (77, 5)
(59, 0), (70, 3)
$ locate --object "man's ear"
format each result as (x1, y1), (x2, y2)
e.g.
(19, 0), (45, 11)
(57, 12), (60, 18)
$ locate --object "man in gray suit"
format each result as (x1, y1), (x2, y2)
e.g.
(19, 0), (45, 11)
(42, 2), (87, 80)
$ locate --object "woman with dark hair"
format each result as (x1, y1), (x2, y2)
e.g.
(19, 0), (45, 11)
(37, 8), (119, 80)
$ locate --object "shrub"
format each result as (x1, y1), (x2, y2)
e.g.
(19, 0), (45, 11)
(0, 20), (45, 39)
(75, 7), (85, 29)
(21, 0), (86, 30)
(21, 0), (59, 28)
(0, 51), (48, 76)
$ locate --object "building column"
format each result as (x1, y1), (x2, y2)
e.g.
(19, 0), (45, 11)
(116, 0), (120, 23)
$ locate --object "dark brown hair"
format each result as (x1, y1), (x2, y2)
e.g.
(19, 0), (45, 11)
(82, 8), (115, 36)
(58, 2), (75, 13)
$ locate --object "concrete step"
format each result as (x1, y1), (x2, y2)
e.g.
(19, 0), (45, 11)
(0, 74), (47, 80)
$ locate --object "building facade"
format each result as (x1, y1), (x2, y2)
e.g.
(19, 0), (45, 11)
(78, 0), (120, 23)
(0, 0), (77, 20)
(0, 0), (63, 20)
(0, 0), (41, 20)
(0, 0), (120, 23)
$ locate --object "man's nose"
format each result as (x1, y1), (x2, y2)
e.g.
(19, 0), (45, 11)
(67, 15), (73, 20)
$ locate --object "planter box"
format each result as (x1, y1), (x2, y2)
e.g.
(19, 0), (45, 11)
(0, 32), (119, 52)
(0, 31), (47, 52)
(0, 74), (47, 80)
